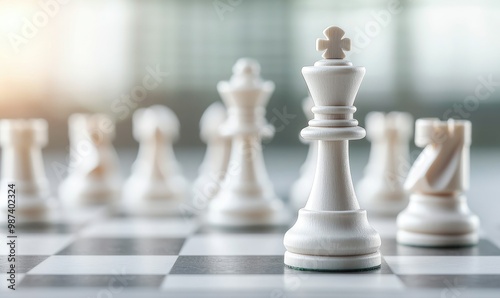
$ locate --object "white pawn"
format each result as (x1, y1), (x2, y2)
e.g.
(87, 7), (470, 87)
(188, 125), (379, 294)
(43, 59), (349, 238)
(207, 58), (286, 227)
(0, 119), (53, 224)
(397, 118), (479, 247)
(59, 114), (121, 207)
(289, 97), (317, 210)
(284, 26), (381, 271)
(122, 105), (188, 216)
(193, 102), (231, 205)
(357, 112), (413, 216)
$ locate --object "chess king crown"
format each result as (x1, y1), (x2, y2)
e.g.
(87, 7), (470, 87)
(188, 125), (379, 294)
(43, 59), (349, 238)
(301, 26), (366, 142)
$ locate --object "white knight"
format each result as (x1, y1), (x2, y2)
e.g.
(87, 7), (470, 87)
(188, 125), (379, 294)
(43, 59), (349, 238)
(59, 114), (121, 207)
(397, 118), (479, 247)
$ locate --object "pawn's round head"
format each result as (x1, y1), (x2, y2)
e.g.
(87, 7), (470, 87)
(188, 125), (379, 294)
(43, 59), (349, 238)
(229, 58), (263, 88)
(133, 105), (180, 142)
(199, 102), (227, 142)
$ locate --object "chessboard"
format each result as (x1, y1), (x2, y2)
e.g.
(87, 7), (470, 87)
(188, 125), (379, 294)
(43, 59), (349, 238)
(1, 206), (500, 298)
(1, 148), (500, 298)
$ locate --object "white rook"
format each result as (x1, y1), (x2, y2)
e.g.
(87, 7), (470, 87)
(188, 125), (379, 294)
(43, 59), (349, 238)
(284, 26), (381, 271)
(357, 112), (413, 216)
(0, 119), (52, 223)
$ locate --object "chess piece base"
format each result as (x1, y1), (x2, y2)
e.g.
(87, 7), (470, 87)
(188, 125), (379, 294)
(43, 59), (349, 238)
(1, 198), (56, 225)
(208, 193), (287, 227)
(122, 176), (187, 216)
(1, 181), (54, 224)
(357, 176), (409, 216)
(360, 190), (409, 216)
(365, 199), (408, 216)
(59, 177), (120, 207)
(397, 230), (478, 247)
(284, 251), (381, 272)
(284, 209), (381, 271)
(193, 175), (223, 203)
(397, 194), (480, 247)
(121, 200), (184, 216)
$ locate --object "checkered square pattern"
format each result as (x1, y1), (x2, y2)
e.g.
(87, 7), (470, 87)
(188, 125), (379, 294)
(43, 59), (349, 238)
(1, 211), (500, 295)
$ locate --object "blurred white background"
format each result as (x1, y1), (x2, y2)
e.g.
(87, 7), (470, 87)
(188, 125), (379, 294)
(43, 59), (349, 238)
(0, 0), (499, 148)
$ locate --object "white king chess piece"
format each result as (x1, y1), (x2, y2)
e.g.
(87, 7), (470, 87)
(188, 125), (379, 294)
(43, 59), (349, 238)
(357, 112), (413, 216)
(397, 118), (479, 247)
(284, 26), (381, 271)
(59, 114), (121, 207)
(123, 105), (188, 215)
(207, 58), (286, 227)
(0, 119), (54, 224)
(193, 102), (231, 204)
(289, 97), (317, 210)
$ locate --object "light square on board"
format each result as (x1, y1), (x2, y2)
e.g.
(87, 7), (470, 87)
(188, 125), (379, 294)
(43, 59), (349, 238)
(381, 238), (500, 256)
(385, 256), (500, 275)
(0, 235), (74, 256)
(282, 274), (405, 291)
(161, 274), (405, 291)
(398, 274), (500, 289)
(161, 274), (284, 290)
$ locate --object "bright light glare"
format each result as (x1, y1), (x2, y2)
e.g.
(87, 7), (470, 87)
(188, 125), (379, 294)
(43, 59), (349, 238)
(0, 2), (31, 34)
